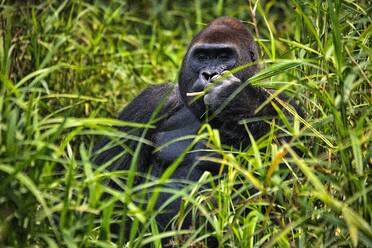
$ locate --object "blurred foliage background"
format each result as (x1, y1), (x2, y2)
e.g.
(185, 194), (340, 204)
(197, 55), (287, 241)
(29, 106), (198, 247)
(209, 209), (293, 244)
(0, 0), (371, 247)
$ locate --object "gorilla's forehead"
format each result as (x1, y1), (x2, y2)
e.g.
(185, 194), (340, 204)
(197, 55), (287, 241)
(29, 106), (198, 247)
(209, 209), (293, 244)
(193, 25), (252, 46)
(190, 42), (237, 50)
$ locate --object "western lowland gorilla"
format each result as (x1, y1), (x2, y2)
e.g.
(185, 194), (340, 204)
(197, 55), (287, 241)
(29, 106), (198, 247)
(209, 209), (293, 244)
(94, 16), (301, 246)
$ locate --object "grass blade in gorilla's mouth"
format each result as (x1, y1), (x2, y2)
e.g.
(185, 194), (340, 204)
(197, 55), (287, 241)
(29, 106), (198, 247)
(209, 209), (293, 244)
(186, 91), (205, 97)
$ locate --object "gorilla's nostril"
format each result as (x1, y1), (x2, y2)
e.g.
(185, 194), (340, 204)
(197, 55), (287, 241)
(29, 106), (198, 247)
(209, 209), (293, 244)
(201, 71), (218, 81)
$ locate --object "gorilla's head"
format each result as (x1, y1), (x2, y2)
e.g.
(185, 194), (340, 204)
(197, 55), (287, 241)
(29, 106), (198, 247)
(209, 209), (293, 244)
(178, 17), (259, 118)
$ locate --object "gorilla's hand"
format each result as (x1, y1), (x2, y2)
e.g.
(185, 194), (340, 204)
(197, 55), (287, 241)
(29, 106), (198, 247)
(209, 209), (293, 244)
(203, 71), (241, 111)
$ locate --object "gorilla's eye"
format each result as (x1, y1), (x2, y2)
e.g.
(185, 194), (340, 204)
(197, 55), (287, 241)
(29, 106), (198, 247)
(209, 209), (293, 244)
(197, 54), (208, 60)
(218, 53), (229, 60)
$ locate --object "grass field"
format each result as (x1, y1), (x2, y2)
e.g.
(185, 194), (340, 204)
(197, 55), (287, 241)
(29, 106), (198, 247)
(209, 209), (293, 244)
(0, 0), (371, 247)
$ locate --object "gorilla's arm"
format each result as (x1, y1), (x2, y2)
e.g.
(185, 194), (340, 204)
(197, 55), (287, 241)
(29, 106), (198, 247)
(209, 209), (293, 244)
(93, 83), (176, 174)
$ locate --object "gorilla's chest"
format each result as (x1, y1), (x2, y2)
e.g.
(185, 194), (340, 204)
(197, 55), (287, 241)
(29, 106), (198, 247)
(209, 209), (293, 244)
(153, 106), (204, 165)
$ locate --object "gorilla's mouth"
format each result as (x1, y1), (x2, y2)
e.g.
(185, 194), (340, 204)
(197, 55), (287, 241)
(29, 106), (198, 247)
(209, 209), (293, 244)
(185, 70), (242, 118)
(186, 70), (232, 97)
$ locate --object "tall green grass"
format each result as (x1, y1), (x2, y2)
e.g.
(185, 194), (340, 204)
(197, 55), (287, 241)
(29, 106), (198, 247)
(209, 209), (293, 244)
(0, 0), (371, 247)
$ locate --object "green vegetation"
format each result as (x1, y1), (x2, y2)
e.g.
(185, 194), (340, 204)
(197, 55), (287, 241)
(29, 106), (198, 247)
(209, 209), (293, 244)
(0, 0), (371, 247)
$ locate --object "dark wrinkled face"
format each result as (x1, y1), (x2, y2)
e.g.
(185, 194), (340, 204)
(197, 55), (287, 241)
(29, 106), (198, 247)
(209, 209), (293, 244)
(178, 17), (259, 118)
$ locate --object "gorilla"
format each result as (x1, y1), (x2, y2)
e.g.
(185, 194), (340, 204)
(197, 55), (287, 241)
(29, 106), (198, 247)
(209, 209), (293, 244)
(94, 16), (300, 246)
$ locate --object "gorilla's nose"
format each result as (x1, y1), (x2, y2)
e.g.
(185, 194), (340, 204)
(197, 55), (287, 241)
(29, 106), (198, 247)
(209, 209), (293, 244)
(201, 70), (219, 81)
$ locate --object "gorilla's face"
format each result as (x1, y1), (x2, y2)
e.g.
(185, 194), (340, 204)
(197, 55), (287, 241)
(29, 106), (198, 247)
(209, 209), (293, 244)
(178, 17), (259, 118)
(188, 43), (238, 94)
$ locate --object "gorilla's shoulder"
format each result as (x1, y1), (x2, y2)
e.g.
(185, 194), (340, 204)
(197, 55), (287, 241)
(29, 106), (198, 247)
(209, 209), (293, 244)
(136, 83), (179, 111)
(137, 82), (176, 100)
(117, 83), (179, 123)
